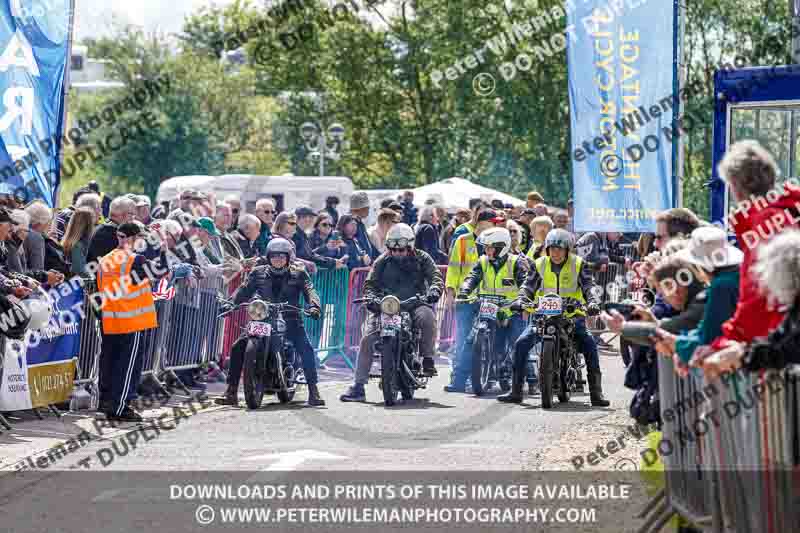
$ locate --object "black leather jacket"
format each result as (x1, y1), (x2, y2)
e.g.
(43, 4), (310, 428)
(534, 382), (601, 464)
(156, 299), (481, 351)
(363, 250), (444, 303)
(232, 263), (320, 321)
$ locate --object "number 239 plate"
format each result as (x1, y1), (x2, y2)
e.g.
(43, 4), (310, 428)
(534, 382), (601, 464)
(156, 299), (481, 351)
(247, 322), (272, 337)
(537, 296), (563, 315)
(479, 302), (499, 318)
(381, 314), (401, 335)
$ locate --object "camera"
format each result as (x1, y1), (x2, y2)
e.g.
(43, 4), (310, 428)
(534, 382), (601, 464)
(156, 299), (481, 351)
(603, 302), (636, 320)
(621, 321), (659, 347)
(331, 231), (341, 240)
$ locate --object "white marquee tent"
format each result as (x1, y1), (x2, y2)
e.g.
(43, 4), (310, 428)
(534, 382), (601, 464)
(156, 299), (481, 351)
(410, 177), (524, 209)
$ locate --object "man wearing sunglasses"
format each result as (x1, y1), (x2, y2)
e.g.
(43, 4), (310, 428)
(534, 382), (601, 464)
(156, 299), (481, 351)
(254, 198), (276, 256)
(340, 223), (444, 402)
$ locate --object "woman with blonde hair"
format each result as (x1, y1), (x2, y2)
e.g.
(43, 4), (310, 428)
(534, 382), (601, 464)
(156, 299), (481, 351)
(62, 208), (96, 276)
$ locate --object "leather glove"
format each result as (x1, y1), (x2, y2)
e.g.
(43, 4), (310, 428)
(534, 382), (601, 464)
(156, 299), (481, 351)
(509, 299), (524, 313)
(587, 302), (601, 316)
(426, 290), (441, 304)
(219, 302), (235, 315)
(307, 306), (321, 320)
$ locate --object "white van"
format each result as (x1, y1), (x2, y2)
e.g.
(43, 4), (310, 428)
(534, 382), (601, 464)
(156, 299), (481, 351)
(156, 175), (354, 214)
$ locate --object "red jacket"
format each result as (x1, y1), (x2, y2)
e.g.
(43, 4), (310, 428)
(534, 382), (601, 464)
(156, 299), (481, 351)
(711, 184), (800, 349)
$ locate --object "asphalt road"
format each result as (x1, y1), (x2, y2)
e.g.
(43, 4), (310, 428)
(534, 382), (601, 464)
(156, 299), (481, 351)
(66, 349), (629, 472)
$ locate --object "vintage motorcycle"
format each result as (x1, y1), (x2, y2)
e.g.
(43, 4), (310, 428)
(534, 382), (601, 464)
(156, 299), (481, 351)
(458, 294), (515, 396)
(354, 294), (430, 406)
(524, 294), (587, 409)
(218, 296), (309, 409)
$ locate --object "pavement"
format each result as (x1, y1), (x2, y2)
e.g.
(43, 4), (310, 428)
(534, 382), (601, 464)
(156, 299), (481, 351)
(0, 341), (655, 532)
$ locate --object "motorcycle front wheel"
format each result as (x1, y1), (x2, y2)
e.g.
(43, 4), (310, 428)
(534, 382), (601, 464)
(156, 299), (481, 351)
(557, 352), (571, 404)
(243, 339), (266, 409)
(381, 336), (400, 406)
(539, 339), (555, 409)
(276, 350), (295, 404)
(471, 331), (491, 396)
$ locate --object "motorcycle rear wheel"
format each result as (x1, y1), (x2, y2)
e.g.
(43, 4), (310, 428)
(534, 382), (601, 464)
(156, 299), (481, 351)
(539, 340), (555, 409)
(558, 356), (571, 404)
(243, 340), (265, 409)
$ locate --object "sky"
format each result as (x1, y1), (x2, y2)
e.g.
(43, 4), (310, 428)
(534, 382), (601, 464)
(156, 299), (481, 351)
(74, 0), (236, 41)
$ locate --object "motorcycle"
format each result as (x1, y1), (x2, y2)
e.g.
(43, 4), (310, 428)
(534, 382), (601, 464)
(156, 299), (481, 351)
(217, 296), (310, 409)
(457, 294), (515, 396)
(353, 294), (430, 406)
(523, 294), (586, 409)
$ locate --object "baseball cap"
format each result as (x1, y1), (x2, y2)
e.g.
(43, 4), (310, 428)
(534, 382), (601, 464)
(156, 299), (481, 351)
(476, 209), (498, 223)
(521, 208), (537, 216)
(117, 222), (143, 238)
(196, 217), (221, 237)
(295, 205), (317, 217)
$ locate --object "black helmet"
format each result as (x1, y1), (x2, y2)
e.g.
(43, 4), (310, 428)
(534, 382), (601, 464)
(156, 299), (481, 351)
(266, 238), (294, 275)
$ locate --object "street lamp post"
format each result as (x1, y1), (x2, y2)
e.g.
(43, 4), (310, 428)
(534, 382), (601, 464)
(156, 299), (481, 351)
(299, 122), (346, 177)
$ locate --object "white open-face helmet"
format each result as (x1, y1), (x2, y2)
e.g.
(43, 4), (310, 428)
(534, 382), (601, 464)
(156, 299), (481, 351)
(385, 223), (415, 250)
(478, 227), (511, 258)
(23, 298), (53, 331)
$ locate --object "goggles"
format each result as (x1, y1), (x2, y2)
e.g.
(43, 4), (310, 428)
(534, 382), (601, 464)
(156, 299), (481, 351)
(386, 238), (412, 249)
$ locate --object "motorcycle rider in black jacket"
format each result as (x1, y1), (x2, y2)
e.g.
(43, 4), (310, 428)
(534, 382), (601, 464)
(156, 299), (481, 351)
(216, 238), (325, 407)
(339, 223), (444, 402)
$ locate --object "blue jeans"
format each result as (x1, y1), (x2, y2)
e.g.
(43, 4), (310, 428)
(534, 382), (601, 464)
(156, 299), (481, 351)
(451, 301), (478, 387)
(512, 317), (599, 376)
(452, 310), (526, 388)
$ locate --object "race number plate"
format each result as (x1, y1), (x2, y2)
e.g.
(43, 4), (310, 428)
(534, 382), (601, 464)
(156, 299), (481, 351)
(537, 295), (563, 316)
(381, 314), (402, 336)
(479, 302), (499, 319)
(247, 322), (272, 337)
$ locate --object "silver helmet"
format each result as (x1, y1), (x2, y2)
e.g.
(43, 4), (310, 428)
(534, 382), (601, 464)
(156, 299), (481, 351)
(544, 228), (573, 251)
(266, 237), (295, 274)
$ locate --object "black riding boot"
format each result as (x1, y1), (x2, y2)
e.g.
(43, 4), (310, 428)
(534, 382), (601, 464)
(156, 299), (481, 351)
(588, 370), (610, 407)
(307, 384), (326, 407)
(215, 383), (239, 405)
(498, 370), (524, 403)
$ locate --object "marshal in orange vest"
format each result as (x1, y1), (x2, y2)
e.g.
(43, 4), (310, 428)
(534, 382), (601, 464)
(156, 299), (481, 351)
(97, 249), (157, 334)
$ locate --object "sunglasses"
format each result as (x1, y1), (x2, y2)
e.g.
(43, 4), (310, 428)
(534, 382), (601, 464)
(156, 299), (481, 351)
(655, 234), (669, 241)
(262, 210), (275, 214)
(320, 223), (332, 228)
(287, 221), (297, 226)
(386, 238), (412, 249)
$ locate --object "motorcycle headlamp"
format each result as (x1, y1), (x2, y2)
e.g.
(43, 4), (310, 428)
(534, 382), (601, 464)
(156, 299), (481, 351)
(248, 299), (268, 320)
(546, 325), (556, 335)
(380, 295), (401, 315)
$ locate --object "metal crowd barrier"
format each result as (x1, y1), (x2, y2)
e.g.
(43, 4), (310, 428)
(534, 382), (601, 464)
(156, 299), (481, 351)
(159, 273), (225, 389)
(639, 356), (800, 532)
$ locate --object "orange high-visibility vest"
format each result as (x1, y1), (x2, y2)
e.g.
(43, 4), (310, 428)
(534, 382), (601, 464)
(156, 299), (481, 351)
(97, 248), (157, 334)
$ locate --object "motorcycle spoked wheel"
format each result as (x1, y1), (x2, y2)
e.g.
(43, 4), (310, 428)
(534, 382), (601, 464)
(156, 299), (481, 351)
(380, 336), (400, 406)
(277, 352), (296, 404)
(243, 339), (265, 409)
(399, 357), (416, 401)
(539, 339), (556, 409)
(471, 332), (492, 396)
(558, 353), (571, 404)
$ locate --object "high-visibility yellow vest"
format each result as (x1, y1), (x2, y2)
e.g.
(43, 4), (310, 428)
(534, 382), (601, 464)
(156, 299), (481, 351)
(533, 254), (586, 317)
(526, 239), (543, 260)
(478, 254), (519, 301)
(97, 249), (157, 334)
(445, 233), (479, 292)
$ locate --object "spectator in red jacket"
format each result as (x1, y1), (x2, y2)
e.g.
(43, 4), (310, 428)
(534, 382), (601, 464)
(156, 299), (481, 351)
(697, 140), (800, 377)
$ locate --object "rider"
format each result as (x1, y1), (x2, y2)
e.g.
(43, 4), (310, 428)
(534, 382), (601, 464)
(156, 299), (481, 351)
(340, 223), (444, 402)
(216, 238), (325, 407)
(445, 228), (527, 393)
(498, 228), (609, 406)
